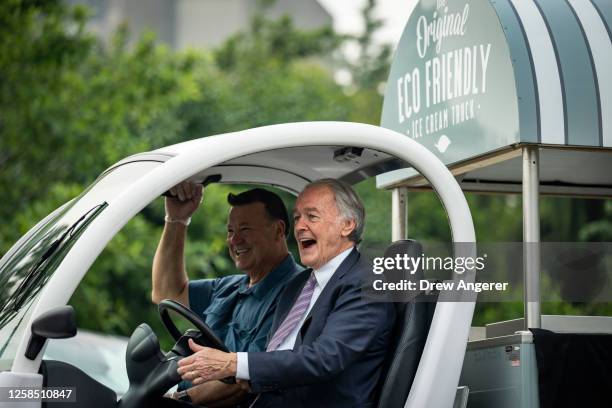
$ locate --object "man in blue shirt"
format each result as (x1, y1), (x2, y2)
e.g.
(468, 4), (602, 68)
(176, 179), (395, 407)
(152, 183), (301, 405)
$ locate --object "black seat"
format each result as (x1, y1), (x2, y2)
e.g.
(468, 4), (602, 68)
(376, 239), (436, 408)
(40, 360), (117, 407)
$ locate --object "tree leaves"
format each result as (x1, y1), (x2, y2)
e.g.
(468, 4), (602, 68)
(2, 0), (609, 338)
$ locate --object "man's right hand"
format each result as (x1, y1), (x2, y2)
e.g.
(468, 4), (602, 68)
(152, 180), (202, 306)
(166, 181), (204, 221)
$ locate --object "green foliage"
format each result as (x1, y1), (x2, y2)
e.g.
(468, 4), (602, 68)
(0, 0), (93, 238)
(1, 0), (609, 341)
(345, 0), (394, 90)
(0, 0), (203, 251)
(210, 16), (349, 129)
(216, 15), (339, 71)
(1, 0), (205, 337)
(0, 0), (364, 338)
(355, 178), (391, 245)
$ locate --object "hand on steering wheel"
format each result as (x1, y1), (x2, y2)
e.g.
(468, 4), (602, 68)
(158, 299), (235, 385)
(158, 299), (229, 352)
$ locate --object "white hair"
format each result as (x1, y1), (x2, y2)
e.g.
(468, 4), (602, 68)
(304, 178), (365, 243)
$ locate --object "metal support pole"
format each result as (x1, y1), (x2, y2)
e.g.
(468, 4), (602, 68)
(391, 187), (408, 241)
(522, 146), (541, 329)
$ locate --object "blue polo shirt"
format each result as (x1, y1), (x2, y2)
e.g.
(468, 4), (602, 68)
(188, 254), (301, 352)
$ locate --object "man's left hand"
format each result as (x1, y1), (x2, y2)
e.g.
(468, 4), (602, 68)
(177, 339), (237, 385)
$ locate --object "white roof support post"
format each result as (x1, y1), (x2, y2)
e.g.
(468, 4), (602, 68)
(391, 187), (408, 241)
(522, 146), (541, 329)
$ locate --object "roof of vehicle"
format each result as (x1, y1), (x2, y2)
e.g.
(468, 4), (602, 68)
(108, 127), (404, 194)
(6, 122), (475, 408)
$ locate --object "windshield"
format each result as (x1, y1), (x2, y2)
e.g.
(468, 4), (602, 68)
(0, 203), (107, 328)
(0, 200), (107, 370)
(0, 160), (162, 370)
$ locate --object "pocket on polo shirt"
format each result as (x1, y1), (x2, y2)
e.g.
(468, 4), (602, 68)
(202, 300), (235, 339)
(203, 295), (235, 319)
(227, 321), (257, 347)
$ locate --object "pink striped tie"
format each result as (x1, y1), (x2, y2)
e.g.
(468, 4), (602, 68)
(266, 272), (317, 351)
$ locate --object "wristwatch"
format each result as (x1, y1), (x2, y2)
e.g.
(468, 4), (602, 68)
(174, 390), (192, 402)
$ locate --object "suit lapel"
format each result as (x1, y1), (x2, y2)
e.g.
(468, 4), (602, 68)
(295, 248), (360, 345)
(294, 315), (312, 347)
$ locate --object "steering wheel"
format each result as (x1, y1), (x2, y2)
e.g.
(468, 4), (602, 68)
(119, 302), (232, 408)
(158, 299), (229, 352)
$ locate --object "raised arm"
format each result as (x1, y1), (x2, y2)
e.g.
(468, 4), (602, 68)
(151, 181), (203, 306)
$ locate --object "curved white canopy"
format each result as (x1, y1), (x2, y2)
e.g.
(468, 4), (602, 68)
(16, 122), (475, 408)
(111, 141), (403, 195)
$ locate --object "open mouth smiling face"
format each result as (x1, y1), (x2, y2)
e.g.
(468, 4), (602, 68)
(233, 247), (252, 257)
(298, 237), (317, 250)
(226, 202), (278, 273)
(293, 185), (355, 270)
(228, 236), (256, 270)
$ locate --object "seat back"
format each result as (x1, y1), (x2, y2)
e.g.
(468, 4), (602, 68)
(40, 360), (117, 408)
(376, 239), (436, 408)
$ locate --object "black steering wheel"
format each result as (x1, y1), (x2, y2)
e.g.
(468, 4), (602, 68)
(119, 301), (232, 407)
(158, 299), (229, 352)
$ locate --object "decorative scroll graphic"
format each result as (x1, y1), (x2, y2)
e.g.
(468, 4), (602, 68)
(381, 0), (519, 165)
(398, 3), (490, 146)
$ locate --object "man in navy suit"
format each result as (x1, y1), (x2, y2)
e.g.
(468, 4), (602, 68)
(177, 179), (396, 407)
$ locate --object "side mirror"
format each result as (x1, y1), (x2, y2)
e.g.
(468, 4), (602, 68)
(25, 305), (77, 360)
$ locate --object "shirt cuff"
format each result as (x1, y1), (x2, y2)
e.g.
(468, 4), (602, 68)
(236, 352), (250, 380)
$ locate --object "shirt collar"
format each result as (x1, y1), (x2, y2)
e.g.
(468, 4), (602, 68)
(237, 253), (296, 299)
(312, 246), (354, 290)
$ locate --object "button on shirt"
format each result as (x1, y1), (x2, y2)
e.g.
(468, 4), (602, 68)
(236, 247), (354, 380)
(188, 254), (301, 353)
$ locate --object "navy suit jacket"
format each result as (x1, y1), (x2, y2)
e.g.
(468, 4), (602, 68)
(248, 248), (396, 408)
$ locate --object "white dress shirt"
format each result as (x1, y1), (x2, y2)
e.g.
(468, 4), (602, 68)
(235, 246), (354, 380)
